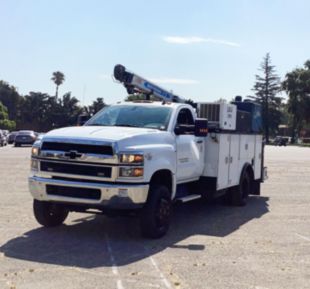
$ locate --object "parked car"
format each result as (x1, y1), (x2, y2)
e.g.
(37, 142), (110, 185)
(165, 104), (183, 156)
(0, 130), (8, 146)
(273, 136), (288, 146)
(14, 130), (37, 147)
(8, 131), (18, 144)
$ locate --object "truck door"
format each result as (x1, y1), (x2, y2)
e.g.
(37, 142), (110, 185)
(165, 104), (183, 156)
(228, 134), (240, 187)
(175, 108), (205, 182)
(217, 134), (240, 190)
(217, 134), (230, 190)
(254, 135), (262, 180)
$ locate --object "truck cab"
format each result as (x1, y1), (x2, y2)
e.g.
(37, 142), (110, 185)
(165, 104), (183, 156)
(29, 102), (208, 236)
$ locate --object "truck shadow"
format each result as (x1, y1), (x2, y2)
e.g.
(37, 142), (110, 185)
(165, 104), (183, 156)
(0, 196), (269, 268)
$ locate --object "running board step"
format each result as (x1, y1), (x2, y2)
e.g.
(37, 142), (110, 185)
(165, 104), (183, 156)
(176, 194), (201, 203)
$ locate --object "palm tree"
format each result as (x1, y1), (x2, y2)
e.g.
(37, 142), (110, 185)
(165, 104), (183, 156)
(51, 71), (65, 99)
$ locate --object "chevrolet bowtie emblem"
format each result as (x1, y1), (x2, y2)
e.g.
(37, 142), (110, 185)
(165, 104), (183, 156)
(64, 150), (82, 159)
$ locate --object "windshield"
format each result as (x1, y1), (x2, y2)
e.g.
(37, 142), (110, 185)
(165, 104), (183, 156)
(18, 131), (34, 135)
(86, 105), (172, 130)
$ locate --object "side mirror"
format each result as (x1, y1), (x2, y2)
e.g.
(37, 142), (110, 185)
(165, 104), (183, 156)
(175, 124), (195, 135)
(174, 125), (183, 135)
(195, 118), (208, 137)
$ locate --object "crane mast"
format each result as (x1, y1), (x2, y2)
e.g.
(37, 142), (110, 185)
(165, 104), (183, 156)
(114, 64), (185, 103)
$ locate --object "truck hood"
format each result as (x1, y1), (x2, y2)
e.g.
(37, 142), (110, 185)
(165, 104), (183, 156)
(43, 126), (161, 142)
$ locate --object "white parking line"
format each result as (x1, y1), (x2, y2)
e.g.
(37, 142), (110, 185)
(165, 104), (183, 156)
(295, 233), (310, 242)
(105, 234), (125, 289)
(149, 256), (172, 289)
(117, 279), (125, 289)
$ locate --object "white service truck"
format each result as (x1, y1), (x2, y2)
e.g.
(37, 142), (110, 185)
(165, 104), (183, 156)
(29, 65), (267, 238)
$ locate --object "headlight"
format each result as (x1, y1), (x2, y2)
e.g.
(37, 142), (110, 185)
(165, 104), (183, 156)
(119, 167), (144, 178)
(31, 146), (40, 156)
(120, 153), (144, 164)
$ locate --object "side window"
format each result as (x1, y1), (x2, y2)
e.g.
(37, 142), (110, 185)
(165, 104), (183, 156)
(176, 108), (194, 126)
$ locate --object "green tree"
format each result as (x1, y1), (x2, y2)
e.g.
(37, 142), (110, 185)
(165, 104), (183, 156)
(19, 91), (83, 131)
(250, 53), (282, 143)
(125, 94), (159, 102)
(43, 95), (62, 130)
(0, 119), (16, 130)
(20, 92), (50, 131)
(88, 98), (106, 115)
(0, 101), (8, 120)
(282, 60), (310, 142)
(0, 81), (22, 121)
(57, 92), (83, 127)
(0, 101), (16, 130)
(51, 71), (65, 99)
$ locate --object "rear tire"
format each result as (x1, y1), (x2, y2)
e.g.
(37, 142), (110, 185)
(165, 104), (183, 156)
(33, 200), (69, 227)
(140, 185), (172, 238)
(230, 171), (252, 206)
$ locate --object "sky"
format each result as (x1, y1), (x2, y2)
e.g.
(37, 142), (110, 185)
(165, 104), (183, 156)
(1, 0), (310, 105)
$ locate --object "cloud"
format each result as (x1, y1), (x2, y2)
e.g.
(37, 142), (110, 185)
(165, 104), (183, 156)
(163, 36), (240, 47)
(149, 78), (199, 85)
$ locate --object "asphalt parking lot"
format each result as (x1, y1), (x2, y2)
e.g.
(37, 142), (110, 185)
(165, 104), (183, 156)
(0, 145), (309, 289)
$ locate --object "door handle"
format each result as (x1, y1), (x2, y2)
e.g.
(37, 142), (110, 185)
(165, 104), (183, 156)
(196, 140), (203, 144)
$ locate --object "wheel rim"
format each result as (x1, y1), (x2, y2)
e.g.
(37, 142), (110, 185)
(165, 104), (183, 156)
(155, 198), (171, 229)
(48, 204), (65, 217)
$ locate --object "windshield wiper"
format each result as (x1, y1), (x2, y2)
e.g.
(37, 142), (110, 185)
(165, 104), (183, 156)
(86, 123), (140, 128)
(116, 124), (140, 127)
(86, 123), (109, 126)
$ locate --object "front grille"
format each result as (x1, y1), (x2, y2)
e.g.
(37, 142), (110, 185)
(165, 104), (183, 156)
(41, 161), (112, 178)
(46, 185), (101, 200)
(41, 142), (113, 155)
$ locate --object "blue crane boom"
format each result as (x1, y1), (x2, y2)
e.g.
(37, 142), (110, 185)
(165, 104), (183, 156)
(114, 64), (185, 103)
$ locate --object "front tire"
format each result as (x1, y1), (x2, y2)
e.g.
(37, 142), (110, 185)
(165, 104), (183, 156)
(33, 200), (69, 227)
(140, 185), (172, 238)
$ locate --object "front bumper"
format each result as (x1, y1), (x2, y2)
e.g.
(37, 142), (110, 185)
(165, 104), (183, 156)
(29, 176), (149, 209)
(15, 139), (35, 144)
